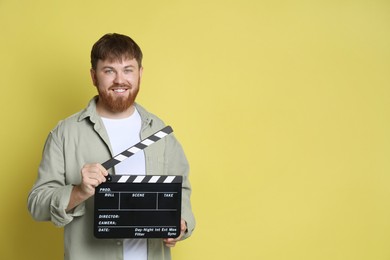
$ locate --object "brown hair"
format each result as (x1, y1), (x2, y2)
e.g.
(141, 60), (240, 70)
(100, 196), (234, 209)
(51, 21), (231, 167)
(90, 33), (143, 70)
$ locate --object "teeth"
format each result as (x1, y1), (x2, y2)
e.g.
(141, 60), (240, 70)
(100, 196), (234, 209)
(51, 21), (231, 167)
(113, 89), (126, 93)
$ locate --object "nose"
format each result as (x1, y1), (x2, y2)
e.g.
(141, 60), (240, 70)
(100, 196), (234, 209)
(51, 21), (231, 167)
(114, 71), (125, 84)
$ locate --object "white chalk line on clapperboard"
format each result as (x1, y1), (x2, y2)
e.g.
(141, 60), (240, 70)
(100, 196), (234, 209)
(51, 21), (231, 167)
(101, 125), (174, 182)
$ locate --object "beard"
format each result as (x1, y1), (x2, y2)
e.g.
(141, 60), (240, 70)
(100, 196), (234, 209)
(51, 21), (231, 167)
(97, 82), (140, 113)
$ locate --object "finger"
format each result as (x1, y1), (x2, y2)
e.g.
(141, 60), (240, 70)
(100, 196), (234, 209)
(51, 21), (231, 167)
(165, 242), (176, 248)
(83, 177), (100, 188)
(91, 164), (108, 183)
(82, 163), (108, 175)
(95, 163), (108, 176)
(180, 219), (187, 233)
(93, 171), (107, 183)
(82, 165), (107, 183)
(163, 238), (177, 248)
(78, 179), (98, 196)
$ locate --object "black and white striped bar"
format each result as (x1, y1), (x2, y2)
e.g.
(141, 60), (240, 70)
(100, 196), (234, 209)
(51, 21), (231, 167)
(102, 125), (173, 180)
(108, 174), (182, 184)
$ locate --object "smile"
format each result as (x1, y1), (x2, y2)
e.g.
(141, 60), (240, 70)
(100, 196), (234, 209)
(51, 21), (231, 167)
(112, 88), (127, 93)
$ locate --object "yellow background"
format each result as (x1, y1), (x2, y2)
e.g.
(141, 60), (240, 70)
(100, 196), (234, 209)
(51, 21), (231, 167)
(1, 0), (389, 259)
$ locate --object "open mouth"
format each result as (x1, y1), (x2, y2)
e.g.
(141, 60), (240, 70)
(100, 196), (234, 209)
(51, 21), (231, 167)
(112, 88), (128, 93)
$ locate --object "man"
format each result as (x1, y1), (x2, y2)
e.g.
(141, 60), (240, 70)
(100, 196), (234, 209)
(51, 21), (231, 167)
(28, 33), (195, 260)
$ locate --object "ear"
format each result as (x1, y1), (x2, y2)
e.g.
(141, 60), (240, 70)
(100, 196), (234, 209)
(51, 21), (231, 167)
(90, 68), (97, 86)
(139, 66), (144, 79)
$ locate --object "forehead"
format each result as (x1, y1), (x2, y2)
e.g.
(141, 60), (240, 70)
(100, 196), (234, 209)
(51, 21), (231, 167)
(96, 57), (140, 69)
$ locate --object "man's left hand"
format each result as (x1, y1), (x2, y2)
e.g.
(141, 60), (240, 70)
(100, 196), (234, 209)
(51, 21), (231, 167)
(163, 219), (187, 247)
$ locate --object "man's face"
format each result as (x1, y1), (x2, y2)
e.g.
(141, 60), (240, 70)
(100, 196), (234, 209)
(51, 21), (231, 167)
(90, 58), (143, 115)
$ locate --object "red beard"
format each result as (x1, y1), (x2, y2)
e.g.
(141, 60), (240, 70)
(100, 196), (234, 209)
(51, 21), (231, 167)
(97, 83), (139, 113)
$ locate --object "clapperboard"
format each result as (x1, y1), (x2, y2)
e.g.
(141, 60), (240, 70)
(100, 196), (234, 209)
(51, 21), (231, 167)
(94, 126), (182, 239)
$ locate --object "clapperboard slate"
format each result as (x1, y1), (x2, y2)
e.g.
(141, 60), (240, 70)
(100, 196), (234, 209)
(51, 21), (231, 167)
(94, 126), (182, 239)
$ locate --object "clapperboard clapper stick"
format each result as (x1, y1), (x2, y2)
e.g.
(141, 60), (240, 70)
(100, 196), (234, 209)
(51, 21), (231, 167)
(101, 125), (173, 181)
(94, 125), (183, 239)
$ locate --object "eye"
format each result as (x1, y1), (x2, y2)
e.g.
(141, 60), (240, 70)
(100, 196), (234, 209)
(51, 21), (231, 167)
(104, 69), (114, 74)
(124, 69), (133, 74)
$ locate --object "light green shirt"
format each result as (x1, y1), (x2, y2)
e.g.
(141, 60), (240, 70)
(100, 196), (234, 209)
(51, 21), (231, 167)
(28, 97), (195, 260)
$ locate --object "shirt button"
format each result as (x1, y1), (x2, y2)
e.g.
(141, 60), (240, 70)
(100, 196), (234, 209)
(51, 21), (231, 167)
(116, 241), (122, 246)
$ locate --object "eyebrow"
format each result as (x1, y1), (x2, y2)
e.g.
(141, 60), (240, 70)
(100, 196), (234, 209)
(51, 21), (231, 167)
(102, 64), (136, 69)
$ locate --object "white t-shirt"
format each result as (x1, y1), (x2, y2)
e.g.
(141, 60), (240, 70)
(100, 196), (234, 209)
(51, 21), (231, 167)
(101, 108), (147, 260)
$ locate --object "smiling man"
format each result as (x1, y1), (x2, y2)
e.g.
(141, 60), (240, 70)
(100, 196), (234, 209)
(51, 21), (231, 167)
(91, 42), (142, 118)
(28, 33), (195, 260)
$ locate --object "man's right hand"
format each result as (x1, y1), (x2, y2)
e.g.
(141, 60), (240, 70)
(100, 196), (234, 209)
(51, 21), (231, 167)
(79, 163), (108, 196)
(66, 163), (108, 212)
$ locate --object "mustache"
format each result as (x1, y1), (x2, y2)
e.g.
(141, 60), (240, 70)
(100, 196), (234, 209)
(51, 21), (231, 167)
(109, 83), (132, 89)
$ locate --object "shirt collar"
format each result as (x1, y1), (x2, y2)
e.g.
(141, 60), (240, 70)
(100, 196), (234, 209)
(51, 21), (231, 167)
(78, 96), (100, 123)
(77, 96), (153, 127)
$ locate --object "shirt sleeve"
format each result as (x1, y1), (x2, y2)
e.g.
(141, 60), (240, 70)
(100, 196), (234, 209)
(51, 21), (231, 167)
(165, 134), (196, 239)
(27, 129), (85, 227)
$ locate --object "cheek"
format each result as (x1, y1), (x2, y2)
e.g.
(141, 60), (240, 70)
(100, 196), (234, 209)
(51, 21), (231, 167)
(132, 75), (141, 85)
(96, 77), (112, 89)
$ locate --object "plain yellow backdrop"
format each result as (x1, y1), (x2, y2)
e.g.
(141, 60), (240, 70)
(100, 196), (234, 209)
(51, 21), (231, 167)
(1, 0), (389, 259)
